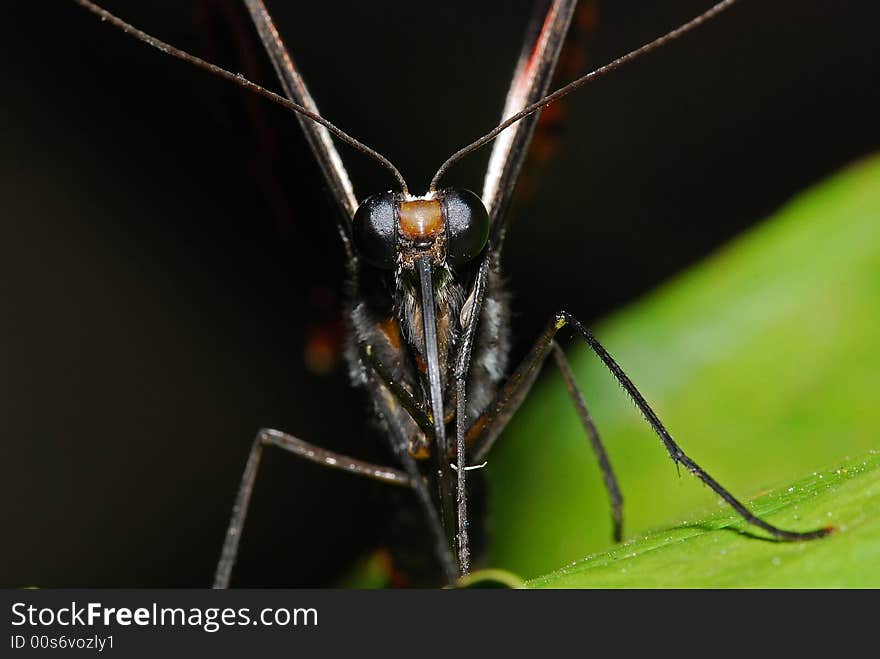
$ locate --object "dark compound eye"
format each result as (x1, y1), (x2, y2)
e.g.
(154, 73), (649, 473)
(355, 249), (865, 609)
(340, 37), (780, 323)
(442, 188), (489, 266)
(353, 192), (398, 269)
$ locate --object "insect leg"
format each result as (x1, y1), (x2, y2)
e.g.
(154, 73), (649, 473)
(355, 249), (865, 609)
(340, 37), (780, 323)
(464, 322), (623, 543)
(476, 311), (832, 542)
(213, 428), (412, 589)
(453, 258), (492, 574)
(551, 342), (624, 542)
(556, 311), (835, 540)
(364, 370), (459, 583)
(360, 344), (434, 442)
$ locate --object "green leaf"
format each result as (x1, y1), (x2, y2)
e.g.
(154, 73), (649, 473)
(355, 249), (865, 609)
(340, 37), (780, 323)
(486, 154), (880, 585)
(528, 452), (880, 588)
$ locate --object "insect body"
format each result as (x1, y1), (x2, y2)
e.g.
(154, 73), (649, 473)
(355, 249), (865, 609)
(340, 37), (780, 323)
(345, 189), (503, 575)
(74, 0), (832, 587)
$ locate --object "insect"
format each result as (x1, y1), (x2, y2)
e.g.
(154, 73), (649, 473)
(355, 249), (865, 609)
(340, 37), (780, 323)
(72, 0), (833, 587)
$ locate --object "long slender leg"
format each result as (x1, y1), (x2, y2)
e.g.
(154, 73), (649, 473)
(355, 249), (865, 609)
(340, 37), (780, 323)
(360, 343), (434, 443)
(357, 343), (459, 580)
(470, 311), (833, 542)
(213, 428), (411, 589)
(454, 378), (470, 573)
(359, 316), (477, 578)
(452, 257), (492, 575)
(551, 342), (624, 542)
(364, 372), (459, 583)
(462, 315), (624, 543)
(557, 311), (832, 540)
(468, 317), (559, 463)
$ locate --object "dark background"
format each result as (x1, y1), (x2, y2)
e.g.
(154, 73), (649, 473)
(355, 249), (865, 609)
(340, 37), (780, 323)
(2, 1), (878, 586)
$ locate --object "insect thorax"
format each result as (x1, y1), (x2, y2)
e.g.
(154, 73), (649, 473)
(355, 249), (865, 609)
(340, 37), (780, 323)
(344, 254), (511, 461)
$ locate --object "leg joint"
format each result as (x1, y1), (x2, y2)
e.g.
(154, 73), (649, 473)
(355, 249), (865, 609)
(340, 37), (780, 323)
(554, 310), (570, 329)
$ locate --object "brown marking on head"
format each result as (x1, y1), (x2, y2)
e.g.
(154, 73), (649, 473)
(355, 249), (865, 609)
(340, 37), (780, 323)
(399, 199), (444, 242)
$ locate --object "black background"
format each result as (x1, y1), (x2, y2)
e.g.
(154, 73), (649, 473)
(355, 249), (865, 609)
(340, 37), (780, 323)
(2, 1), (878, 586)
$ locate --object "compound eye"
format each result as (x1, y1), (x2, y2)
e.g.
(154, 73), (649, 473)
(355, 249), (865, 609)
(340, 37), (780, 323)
(443, 188), (489, 266)
(353, 192), (398, 269)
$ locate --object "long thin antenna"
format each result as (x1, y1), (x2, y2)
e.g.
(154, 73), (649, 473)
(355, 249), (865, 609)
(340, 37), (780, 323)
(430, 0), (738, 191)
(72, 0), (409, 195)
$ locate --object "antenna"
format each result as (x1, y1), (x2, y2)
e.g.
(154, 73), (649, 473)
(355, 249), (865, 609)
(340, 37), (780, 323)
(430, 0), (738, 191)
(73, 0), (409, 195)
